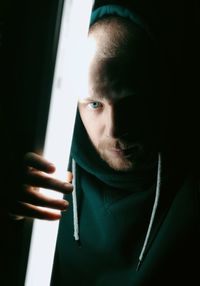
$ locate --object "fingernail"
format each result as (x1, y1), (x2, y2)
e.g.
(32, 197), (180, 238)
(48, 164), (56, 172)
(60, 200), (69, 211)
(66, 171), (73, 183)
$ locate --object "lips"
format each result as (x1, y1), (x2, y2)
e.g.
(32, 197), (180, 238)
(109, 145), (140, 157)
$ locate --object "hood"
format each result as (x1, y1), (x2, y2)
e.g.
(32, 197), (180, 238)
(67, 3), (170, 272)
(71, 110), (158, 191)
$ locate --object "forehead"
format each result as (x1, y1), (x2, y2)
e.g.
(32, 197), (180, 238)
(79, 25), (157, 102)
(87, 56), (153, 102)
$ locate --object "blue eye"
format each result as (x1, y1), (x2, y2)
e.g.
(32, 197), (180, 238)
(88, 101), (102, 109)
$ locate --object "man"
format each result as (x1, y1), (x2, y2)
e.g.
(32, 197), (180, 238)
(10, 5), (199, 285)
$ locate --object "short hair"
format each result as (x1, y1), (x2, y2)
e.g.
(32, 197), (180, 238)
(88, 15), (165, 126)
(88, 15), (156, 61)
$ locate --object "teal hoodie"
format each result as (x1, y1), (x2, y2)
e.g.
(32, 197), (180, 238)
(51, 5), (200, 285)
(51, 111), (200, 286)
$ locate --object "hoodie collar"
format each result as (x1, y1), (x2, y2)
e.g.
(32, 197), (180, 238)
(71, 111), (158, 191)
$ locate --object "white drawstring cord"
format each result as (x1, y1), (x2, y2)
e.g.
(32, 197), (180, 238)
(136, 152), (162, 271)
(72, 159), (79, 241)
(72, 153), (161, 254)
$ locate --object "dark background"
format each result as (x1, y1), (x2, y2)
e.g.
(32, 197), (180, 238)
(0, 0), (199, 285)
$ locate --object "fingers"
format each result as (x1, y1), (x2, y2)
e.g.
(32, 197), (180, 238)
(10, 185), (69, 220)
(24, 152), (56, 173)
(10, 151), (74, 221)
(21, 185), (69, 210)
(24, 152), (73, 194)
(11, 201), (63, 221)
(24, 170), (73, 194)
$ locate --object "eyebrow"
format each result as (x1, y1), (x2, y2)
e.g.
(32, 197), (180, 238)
(79, 96), (103, 102)
(79, 90), (138, 103)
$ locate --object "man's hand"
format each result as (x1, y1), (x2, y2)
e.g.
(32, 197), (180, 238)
(9, 152), (73, 221)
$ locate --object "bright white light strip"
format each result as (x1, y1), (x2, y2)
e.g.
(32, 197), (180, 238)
(24, 1), (94, 285)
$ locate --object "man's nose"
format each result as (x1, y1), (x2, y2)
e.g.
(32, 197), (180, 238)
(106, 106), (126, 138)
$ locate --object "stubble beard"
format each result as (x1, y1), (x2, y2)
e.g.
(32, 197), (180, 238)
(95, 139), (139, 172)
(99, 149), (134, 171)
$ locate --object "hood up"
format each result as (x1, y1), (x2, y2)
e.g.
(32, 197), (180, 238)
(68, 3), (165, 272)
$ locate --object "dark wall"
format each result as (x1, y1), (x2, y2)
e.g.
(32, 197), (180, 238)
(1, 1), (63, 285)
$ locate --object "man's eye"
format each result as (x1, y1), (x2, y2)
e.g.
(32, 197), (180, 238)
(88, 102), (102, 109)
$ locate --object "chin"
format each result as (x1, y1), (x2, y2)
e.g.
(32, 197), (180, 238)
(108, 164), (134, 172)
(101, 155), (135, 172)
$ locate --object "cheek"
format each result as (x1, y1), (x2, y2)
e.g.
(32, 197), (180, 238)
(85, 122), (101, 148)
(79, 109), (100, 147)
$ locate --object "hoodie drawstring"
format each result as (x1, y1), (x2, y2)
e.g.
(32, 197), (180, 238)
(71, 153), (162, 268)
(136, 152), (162, 271)
(72, 159), (79, 241)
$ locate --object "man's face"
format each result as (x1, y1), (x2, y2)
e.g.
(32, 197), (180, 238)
(78, 35), (159, 172)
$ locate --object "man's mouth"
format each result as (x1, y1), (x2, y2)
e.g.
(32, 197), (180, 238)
(109, 145), (141, 158)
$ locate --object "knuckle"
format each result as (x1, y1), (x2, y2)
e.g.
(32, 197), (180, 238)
(46, 177), (55, 187)
(24, 152), (34, 162)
